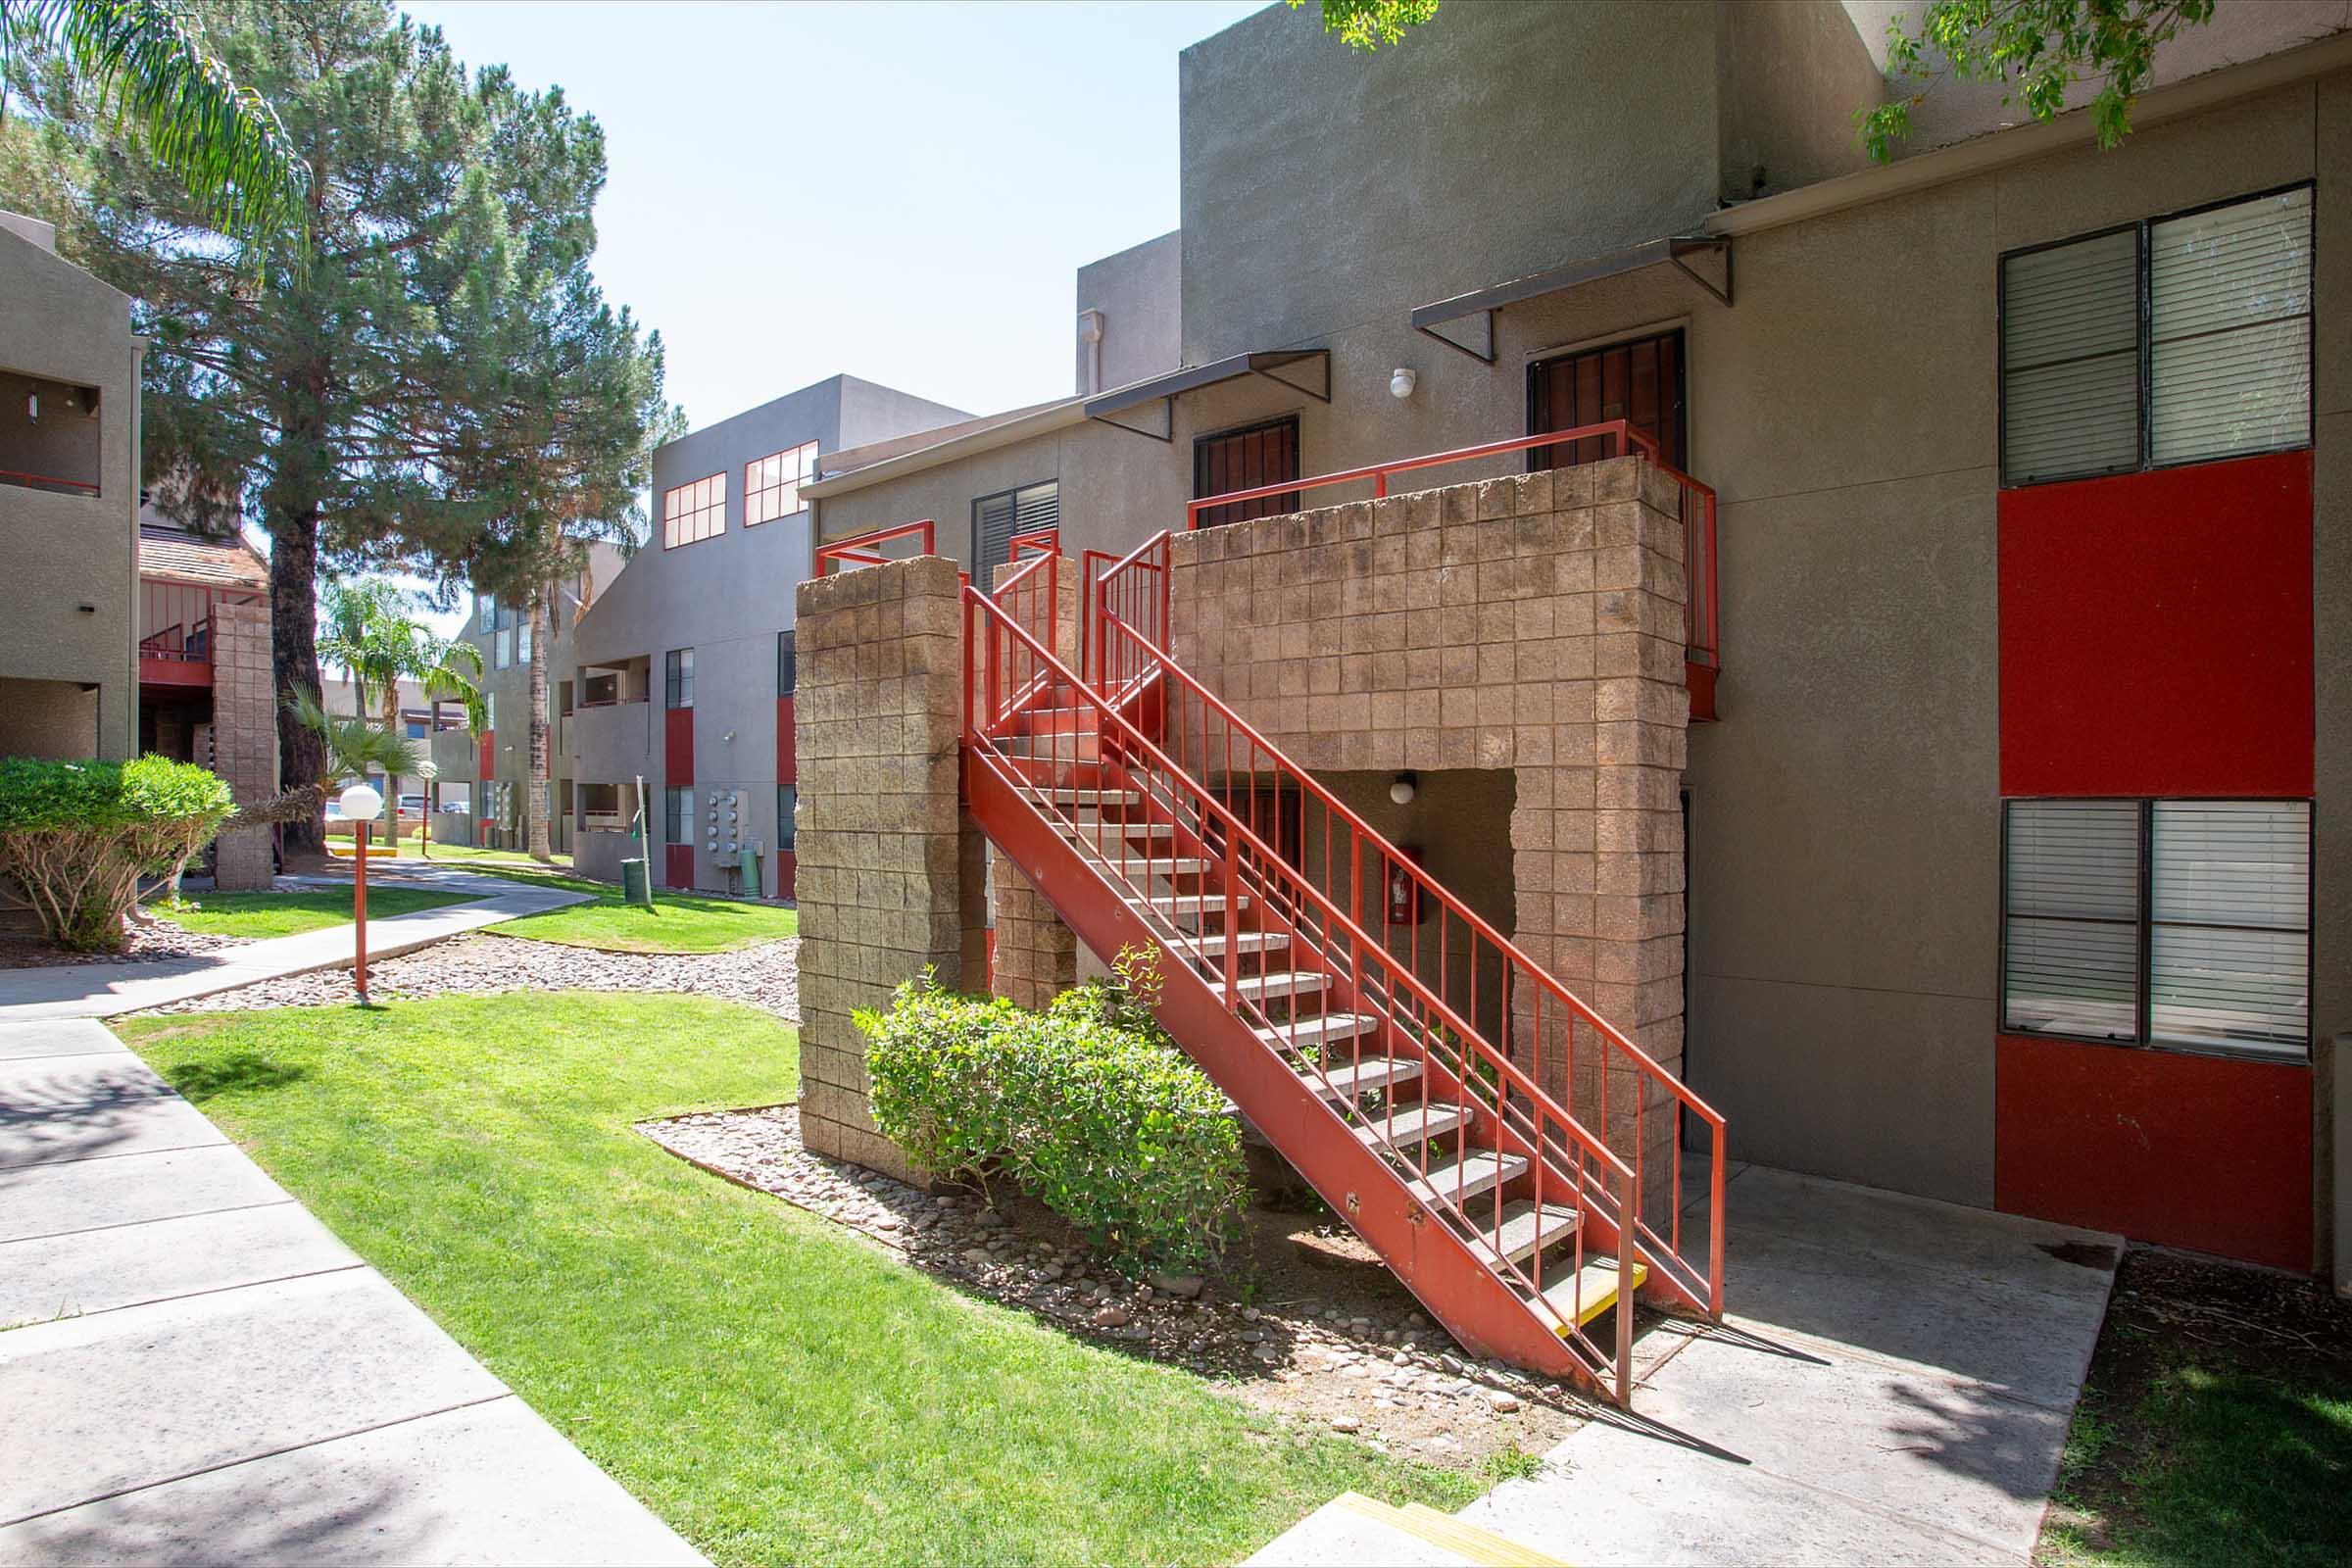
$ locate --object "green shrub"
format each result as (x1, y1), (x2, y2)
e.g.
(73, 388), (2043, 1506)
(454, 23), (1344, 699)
(859, 956), (1247, 1274)
(0, 756), (236, 951)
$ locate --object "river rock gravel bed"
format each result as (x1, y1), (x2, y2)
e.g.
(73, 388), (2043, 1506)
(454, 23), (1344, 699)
(127, 931), (801, 1018)
(640, 1102), (1640, 1472)
(0, 918), (251, 969)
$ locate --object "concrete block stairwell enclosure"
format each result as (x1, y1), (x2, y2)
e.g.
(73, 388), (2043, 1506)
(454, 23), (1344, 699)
(794, 455), (1720, 1403)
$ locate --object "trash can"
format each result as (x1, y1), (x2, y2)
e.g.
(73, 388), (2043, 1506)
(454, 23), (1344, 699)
(620, 857), (650, 906)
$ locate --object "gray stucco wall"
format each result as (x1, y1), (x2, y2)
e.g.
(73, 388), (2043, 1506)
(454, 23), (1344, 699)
(1719, 0), (1883, 198)
(0, 223), (139, 760)
(1177, 1), (1724, 364)
(1076, 230), (1182, 394)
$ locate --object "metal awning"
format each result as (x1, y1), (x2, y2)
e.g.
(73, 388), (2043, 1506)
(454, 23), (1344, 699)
(1409, 236), (1732, 363)
(1084, 349), (1331, 442)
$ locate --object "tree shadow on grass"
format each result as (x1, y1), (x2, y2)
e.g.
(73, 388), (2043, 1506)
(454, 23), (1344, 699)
(167, 1051), (310, 1103)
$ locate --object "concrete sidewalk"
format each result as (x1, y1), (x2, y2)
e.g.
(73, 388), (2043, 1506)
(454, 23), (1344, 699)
(0, 868), (588, 1021)
(1456, 1163), (2120, 1566)
(0, 1016), (703, 1566)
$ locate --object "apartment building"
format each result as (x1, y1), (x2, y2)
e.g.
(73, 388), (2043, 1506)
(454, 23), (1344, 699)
(0, 212), (141, 764)
(435, 549), (621, 854)
(802, 0), (2352, 1285)
(547, 374), (968, 891)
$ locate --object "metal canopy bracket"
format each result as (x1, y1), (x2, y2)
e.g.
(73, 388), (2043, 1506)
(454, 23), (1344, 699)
(1085, 349), (1332, 444)
(1409, 235), (1733, 364)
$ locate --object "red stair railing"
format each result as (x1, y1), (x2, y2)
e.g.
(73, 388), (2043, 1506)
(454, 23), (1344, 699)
(964, 585), (1649, 1397)
(1095, 608), (1726, 1317)
(814, 517), (938, 575)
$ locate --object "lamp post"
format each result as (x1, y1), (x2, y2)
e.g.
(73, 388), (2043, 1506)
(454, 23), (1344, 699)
(340, 782), (384, 1002)
(415, 758), (439, 861)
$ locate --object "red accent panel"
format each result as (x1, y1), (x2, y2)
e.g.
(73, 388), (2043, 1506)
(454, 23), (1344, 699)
(1996, 1034), (2312, 1270)
(664, 708), (694, 786)
(774, 850), (795, 901)
(1998, 450), (2313, 796)
(664, 843), (694, 890)
(139, 657), (211, 689)
(776, 697), (796, 782)
(478, 729), (494, 781)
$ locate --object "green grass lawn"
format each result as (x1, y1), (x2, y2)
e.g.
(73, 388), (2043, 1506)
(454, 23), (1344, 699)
(2040, 1248), (2352, 1568)
(326, 841), (575, 870)
(151, 887), (477, 939)
(119, 995), (1470, 1567)
(485, 873), (798, 954)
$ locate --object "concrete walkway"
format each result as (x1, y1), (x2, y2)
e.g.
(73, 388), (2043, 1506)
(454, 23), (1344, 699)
(1453, 1162), (2120, 1566)
(0, 1016), (703, 1566)
(0, 867), (587, 1021)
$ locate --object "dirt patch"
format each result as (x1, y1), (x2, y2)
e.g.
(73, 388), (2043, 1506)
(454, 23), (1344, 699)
(2036, 1245), (2352, 1565)
(641, 1103), (1691, 1472)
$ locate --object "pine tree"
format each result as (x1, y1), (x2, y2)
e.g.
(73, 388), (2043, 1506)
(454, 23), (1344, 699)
(3, 0), (614, 854)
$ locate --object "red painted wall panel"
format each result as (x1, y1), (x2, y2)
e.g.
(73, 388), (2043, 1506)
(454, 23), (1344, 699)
(1996, 1034), (2312, 1270)
(1997, 449), (2313, 798)
(663, 708), (694, 786)
(477, 729), (494, 781)
(775, 697), (796, 782)
(664, 843), (694, 891)
(775, 849), (795, 902)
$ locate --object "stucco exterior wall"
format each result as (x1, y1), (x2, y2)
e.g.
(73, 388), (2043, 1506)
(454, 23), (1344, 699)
(1177, 2), (1725, 363)
(0, 223), (139, 760)
(1076, 230), (1182, 395)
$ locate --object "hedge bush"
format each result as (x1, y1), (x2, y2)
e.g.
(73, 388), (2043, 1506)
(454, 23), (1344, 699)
(859, 956), (1247, 1274)
(0, 756), (236, 951)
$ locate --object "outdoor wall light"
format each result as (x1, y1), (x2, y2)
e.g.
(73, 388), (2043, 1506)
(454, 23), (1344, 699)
(1390, 771), (1417, 806)
(1389, 368), (1417, 400)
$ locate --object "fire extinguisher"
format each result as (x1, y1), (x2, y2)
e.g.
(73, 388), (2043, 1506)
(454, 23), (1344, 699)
(1387, 844), (1424, 925)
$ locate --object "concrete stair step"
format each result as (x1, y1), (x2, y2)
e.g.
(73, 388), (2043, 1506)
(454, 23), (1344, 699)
(1536, 1254), (1646, 1331)
(1459, 1200), (1584, 1271)
(1350, 1100), (1468, 1150)
(1301, 1054), (1423, 1099)
(1231, 968), (1330, 1004)
(1403, 1150), (1529, 1210)
(1258, 1011), (1381, 1053)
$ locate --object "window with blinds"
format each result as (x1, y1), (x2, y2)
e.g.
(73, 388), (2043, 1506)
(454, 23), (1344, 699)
(971, 479), (1058, 572)
(2002, 798), (2310, 1056)
(1999, 186), (2312, 486)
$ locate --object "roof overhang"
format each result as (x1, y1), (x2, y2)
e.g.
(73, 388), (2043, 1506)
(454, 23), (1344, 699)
(1082, 348), (1330, 443)
(803, 396), (1089, 501)
(1409, 236), (1731, 364)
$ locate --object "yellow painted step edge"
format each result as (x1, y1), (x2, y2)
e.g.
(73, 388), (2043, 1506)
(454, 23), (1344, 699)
(1332, 1494), (1572, 1568)
(1544, 1257), (1649, 1334)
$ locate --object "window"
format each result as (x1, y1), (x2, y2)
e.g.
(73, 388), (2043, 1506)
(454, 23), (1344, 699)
(662, 471), (727, 548)
(776, 784), (797, 852)
(559, 680), (573, 717)
(664, 786), (691, 846)
(516, 616), (532, 665)
(2000, 186), (2312, 485)
(971, 479), (1059, 571)
(405, 719), (427, 740)
(777, 630), (796, 697)
(747, 440), (819, 525)
(1528, 329), (1686, 470)
(484, 693), (495, 731)
(2002, 798), (2310, 1057)
(477, 593), (496, 634)
(1193, 417), (1298, 529)
(494, 626), (511, 670)
(664, 647), (694, 709)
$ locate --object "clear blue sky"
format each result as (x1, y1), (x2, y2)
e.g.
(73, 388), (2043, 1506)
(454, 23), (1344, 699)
(403, 0), (1266, 430)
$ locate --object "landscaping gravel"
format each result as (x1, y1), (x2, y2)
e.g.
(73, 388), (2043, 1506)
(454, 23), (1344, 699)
(639, 1102), (1647, 1472)
(130, 930), (800, 1019)
(0, 918), (250, 969)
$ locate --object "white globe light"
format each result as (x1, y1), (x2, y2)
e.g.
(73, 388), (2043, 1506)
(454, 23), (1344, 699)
(339, 783), (384, 822)
(415, 760), (439, 782)
(1389, 367), (1417, 400)
(1389, 773), (1417, 806)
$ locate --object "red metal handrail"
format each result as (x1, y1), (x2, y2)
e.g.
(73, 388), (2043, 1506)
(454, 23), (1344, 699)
(814, 518), (936, 575)
(1088, 533), (1171, 697)
(1185, 420), (1720, 671)
(1, 466), (99, 496)
(965, 584), (1646, 1396)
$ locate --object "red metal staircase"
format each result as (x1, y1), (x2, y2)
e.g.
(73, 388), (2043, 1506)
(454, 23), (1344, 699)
(944, 450), (1728, 1403)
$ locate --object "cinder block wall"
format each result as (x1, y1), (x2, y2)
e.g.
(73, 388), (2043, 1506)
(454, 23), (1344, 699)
(210, 600), (277, 891)
(1167, 457), (1690, 1199)
(793, 556), (967, 1182)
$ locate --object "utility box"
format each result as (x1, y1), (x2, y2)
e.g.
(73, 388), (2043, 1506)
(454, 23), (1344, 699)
(620, 857), (650, 906)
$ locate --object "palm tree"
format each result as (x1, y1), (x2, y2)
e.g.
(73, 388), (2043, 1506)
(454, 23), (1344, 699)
(317, 578), (484, 850)
(0, 0), (309, 250)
